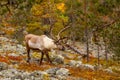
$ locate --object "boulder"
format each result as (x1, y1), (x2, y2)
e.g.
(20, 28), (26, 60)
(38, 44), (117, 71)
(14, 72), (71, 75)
(104, 68), (113, 74)
(45, 67), (70, 77)
(11, 74), (23, 80)
(68, 60), (94, 70)
(0, 62), (8, 71)
(53, 55), (64, 64)
(8, 53), (20, 57)
(45, 67), (59, 75)
(50, 77), (59, 80)
(78, 64), (94, 71)
(68, 60), (77, 66)
(0, 37), (25, 55)
(0, 37), (9, 42)
(56, 68), (69, 76)
(29, 71), (49, 79)
(0, 69), (20, 78)
(68, 60), (82, 67)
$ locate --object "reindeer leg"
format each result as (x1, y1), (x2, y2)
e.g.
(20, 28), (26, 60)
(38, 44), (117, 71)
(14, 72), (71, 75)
(39, 51), (44, 65)
(45, 51), (52, 64)
(27, 48), (31, 63)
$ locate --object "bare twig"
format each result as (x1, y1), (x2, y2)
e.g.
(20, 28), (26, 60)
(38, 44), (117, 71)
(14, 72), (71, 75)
(93, 20), (118, 32)
(0, 1), (11, 14)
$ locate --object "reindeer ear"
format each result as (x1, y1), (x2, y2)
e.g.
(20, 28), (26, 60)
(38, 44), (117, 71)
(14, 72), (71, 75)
(54, 40), (58, 44)
(54, 40), (60, 45)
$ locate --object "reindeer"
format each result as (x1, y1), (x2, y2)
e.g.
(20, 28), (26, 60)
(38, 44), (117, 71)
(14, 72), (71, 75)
(25, 22), (70, 65)
(25, 33), (63, 65)
(24, 22), (84, 65)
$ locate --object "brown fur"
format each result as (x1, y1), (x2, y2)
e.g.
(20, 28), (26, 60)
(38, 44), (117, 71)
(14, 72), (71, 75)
(25, 34), (53, 65)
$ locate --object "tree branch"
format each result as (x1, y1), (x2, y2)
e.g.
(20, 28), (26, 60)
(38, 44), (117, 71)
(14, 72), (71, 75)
(93, 19), (118, 32)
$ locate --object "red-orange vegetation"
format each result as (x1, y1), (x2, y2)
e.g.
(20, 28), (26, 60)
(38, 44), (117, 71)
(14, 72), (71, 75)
(0, 53), (25, 64)
(17, 60), (120, 80)
(0, 52), (119, 80)
(0, 55), (10, 64)
(65, 66), (119, 80)
(17, 62), (56, 72)
(7, 56), (23, 62)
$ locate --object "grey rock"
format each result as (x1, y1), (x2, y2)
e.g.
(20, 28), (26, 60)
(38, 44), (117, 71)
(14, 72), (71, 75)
(76, 61), (82, 67)
(68, 60), (94, 70)
(0, 69), (50, 80)
(78, 64), (94, 71)
(56, 68), (69, 76)
(0, 37), (9, 42)
(24, 79), (31, 80)
(104, 69), (113, 74)
(22, 72), (31, 80)
(83, 64), (95, 70)
(53, 55), (64, 64)
(68, 60), (82, 67)
(0, 62), (8, 71)
(45, 67), (59, 75)
(34, 77), (43, 80)
(68, 60), (77, 66)
(50, 77), (59, 80)
(0, 69), (16, 78)
(2, 78), (11, 80)
(0, 37), (25, 54)
(8, 53), (20, 57)
(46, 67), (69, 77)
(56, 75), (67, 80)
(11, 74), (23, 80)
(29, 71), (49, 79)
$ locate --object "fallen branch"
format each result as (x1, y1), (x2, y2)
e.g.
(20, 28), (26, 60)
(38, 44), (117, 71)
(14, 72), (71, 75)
(65, 43), (86, 57)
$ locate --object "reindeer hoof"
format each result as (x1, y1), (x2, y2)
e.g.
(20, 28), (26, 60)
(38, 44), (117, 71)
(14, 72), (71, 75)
(27, 60), (30, 63)
(49, 61), (52, 64)
(39, 62), (42, 65)
(39, 63), (42, 65)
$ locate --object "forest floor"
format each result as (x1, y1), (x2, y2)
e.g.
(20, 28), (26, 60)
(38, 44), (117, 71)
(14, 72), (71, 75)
(0, 36), (120, 80)
(0, 52), (120, 80)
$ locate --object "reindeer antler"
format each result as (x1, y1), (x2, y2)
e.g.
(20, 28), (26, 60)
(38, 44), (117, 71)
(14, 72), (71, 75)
(48, 18), (56, 40)
(56, 21), (72, 40)
(49, 19), (71, 42)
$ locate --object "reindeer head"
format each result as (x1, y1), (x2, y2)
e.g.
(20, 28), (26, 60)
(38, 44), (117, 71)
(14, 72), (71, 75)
(53, 39), (65, 51)
(48, 22), (71, 51)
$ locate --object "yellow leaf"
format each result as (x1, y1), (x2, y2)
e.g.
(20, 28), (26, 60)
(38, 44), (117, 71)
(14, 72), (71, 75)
(56, 3), (66, 13)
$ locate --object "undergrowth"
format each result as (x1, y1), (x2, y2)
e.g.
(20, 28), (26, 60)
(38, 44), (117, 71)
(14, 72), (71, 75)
(0, 52), (120, 80)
